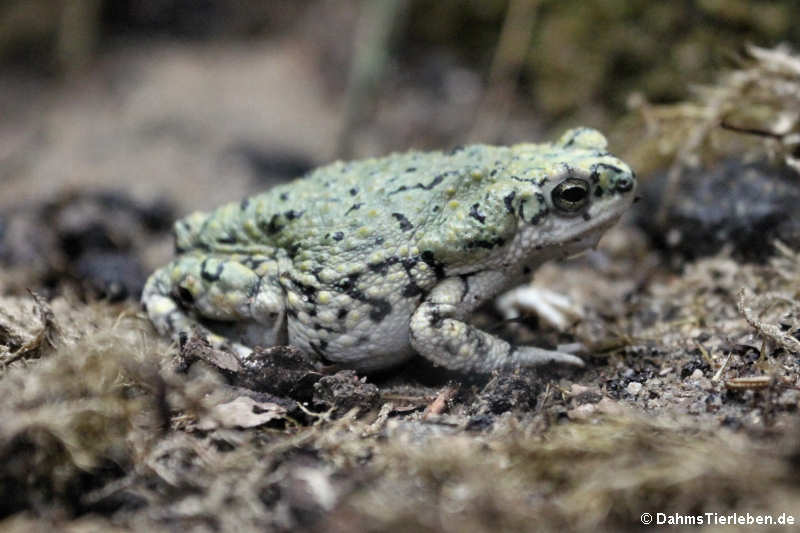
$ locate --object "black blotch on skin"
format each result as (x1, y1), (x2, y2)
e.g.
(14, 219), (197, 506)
(262, 214), (283, 235)
(337, 308), (348, 320)
(469, 203), (486, 224)
(562, 128), (587, 148)
(423, 174), (444, 190)
(465, 237), (505, 250)
(388, 174), (445, 196)
(240, 198), (250, 210)
(285, 209), (304, 220)
(375, 236), (385, 245)
(406, 167), (417, 172)
(392, 213), (413, 231)
(166, 312), (176, 331)
(401, 257), (418, 269)
(596, 163), (624, 175)
(332, 271), (394, 323)
(248, 276), (264, 298)
(279, 192), (289, 201)
(216, 235), (237, 244)
(369, 299), (392, 322)
(177, 286), (194, 305)
(595, 186), (604, 197)
(368, 256), (399, 275)
(523, 265), (532, 275)
(421, 250), (446, 279)
(333, 232), (344, 241)
(309, 340), (329, 358)
(313, 322), (336, 333)
(459, 275), (470, 301)
(402, 283), (422, 297)
(201, 259), (224, 282)
(529, 194), (549, 225)
(468, 327), (486, 354)
(582, 211), (591, 221)
(503, 191), (516, 214)
(291, 277), (318, 303)
(444, 340), (458, 356)
(400, 257), (424, 298)
(448, 145), (465, 154)
(287, 243), (301, 258)
(345, 203), (363, 215)
(334, 273), (361, 293)
(429, 305), (443, 328)
(349, 187), (358, 196)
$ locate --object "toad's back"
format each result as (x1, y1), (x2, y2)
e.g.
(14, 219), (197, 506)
(173, 145), (516, 261)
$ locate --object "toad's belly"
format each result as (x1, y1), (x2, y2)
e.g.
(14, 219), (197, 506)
(288, 298), (419, 371)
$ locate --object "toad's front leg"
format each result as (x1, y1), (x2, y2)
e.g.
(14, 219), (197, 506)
(409, 272), (585, 372)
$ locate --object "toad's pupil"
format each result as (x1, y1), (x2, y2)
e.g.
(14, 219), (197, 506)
(561, 186), (587, 202)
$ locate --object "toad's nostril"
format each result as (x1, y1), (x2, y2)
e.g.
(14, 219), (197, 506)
(616, 176), (633, 192)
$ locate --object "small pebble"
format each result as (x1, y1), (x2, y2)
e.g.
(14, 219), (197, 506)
(567, 403), (597, 420)
(568, 383), (592, 397)
(626, 381), (643, 395)
(778, 389), (799, 408)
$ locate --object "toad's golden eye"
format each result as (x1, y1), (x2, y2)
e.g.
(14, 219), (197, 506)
(552, 177), (590, 213)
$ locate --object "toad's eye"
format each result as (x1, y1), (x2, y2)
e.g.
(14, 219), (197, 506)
(552, 177), (590, 213)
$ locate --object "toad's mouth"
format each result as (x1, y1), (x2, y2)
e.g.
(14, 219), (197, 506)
(533, 200), (628, 252)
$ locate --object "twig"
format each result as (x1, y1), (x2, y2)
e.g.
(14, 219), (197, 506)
(422, 383), (459, 419)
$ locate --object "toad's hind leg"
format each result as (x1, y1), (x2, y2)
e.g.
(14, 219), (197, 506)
(141, 254), (287, 356)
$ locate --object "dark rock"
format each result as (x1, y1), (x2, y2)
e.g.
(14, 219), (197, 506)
(0, 190), (176, 301)
(636, 160), (800, 263)
(474, 373), (539, 415)
(312, 370), (380, 415)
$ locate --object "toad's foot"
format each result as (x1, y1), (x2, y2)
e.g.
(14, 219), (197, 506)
(496, 285), (584, 331)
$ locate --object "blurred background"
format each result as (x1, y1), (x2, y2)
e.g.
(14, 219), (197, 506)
(1, 0), (799, 298)
(3, 0), (800, 204)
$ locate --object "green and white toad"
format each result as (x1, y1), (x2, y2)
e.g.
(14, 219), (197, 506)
(142, 128), (635, 372)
